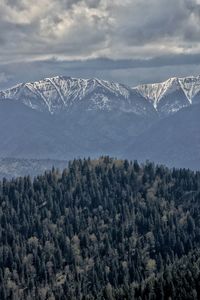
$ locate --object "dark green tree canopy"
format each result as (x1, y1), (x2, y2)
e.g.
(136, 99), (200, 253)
(0, 157), (200, 299)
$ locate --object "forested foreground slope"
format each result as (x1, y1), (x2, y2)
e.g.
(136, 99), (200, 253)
(1, 158), (200, 299)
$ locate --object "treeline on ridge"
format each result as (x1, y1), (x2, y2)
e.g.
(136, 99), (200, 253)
(0, 157), (200, 299)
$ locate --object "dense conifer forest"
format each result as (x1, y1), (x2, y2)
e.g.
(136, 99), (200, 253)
(1, 157), (200, 299)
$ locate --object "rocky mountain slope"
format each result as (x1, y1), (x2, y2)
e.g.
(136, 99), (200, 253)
(0, 76), (154, 116)
(2, 75), (200, 116)
(134, 75), (200, 115)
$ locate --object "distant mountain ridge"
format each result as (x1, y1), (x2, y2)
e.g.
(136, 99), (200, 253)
(1, 75), (200, 116)
(0, 74), (200, 171)
(0, 76), (154, 116)
(0, 158), (67, 179)
(134, 75), (200, 115)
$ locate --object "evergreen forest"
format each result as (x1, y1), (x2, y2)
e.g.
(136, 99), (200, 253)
(1, 157), (200, 299)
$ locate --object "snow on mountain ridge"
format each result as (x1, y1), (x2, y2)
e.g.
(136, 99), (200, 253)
(134, 75), (200, 109)
(134, 77), (176, 108)
(178, 76), (200, 104)
(0, 76), (133, 114)
(1, 74), (200, 116)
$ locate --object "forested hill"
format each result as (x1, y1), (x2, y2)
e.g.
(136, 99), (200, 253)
(1, 157), (200, 299)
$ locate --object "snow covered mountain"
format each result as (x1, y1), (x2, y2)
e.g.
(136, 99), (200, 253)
(0, 74), (200, 170)
(0, 76), (154, 116)
(1, 75), (200, 117)
(0, 78), (156, 160)
(134, 75), (200, 115)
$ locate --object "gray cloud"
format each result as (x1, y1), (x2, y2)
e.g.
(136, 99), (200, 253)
(0, 0), (200, 62)
(1, 0), (200, 87)
(1, 54), (200, 90)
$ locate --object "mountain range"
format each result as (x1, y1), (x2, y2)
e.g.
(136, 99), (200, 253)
(2, 75), (200, 115)
(0, 74), (200, 174)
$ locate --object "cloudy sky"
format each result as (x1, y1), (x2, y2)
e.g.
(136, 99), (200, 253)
(1, 0), (200, 88)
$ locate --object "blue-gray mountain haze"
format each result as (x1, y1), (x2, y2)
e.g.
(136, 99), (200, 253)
(0, 74), (200, 176)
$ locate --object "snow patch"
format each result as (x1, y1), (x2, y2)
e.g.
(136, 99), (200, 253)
(134, 75), (200, 109)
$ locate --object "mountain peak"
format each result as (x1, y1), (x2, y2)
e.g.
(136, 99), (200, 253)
(1, 74), (200, 117)
(1, 75), (151, 115)
(134, 75), (200, 109)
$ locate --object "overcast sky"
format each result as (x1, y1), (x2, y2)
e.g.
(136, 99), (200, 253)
(1, 0), (200, 88)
